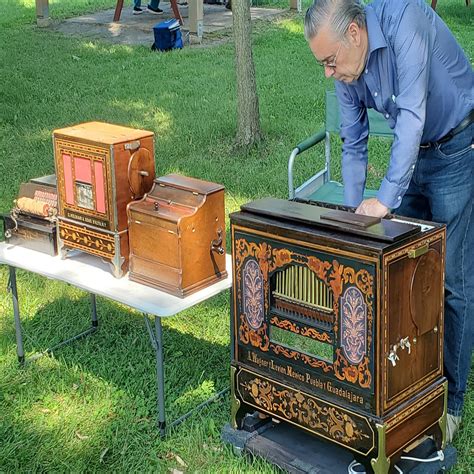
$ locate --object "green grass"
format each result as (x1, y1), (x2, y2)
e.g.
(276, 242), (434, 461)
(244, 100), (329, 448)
(0, 0), (472, 472)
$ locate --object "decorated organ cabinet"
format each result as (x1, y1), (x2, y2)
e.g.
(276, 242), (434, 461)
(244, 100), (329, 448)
(53, 122), (155, 277)
(230, 198), (447, 473)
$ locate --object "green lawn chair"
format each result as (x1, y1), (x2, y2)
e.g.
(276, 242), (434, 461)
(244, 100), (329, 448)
(288, 90), (394, 205)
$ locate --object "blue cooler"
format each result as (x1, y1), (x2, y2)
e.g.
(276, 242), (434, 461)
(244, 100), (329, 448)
(152, 19), (183, 51)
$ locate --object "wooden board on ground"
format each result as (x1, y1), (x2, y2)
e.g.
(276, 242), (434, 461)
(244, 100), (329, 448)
(222, 416), (457, 473)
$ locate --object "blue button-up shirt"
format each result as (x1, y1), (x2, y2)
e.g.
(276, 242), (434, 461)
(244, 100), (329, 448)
(335, 0), (473, 209)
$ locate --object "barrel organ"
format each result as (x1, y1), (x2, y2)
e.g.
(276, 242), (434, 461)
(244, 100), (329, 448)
(230, 198), (447, 473)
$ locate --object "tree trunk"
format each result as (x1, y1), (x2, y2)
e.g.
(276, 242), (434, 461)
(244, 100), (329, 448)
(232, 0), (262, 148)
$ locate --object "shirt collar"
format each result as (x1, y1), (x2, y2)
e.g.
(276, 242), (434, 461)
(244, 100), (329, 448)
(365, 6), (387, 59)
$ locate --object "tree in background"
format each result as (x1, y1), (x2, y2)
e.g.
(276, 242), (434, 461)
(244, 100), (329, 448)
(231, 0), (262, 148)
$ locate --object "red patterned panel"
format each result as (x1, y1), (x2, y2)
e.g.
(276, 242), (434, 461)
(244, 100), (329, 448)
(62, 154), (74, 205)
(94, 161), (106, 214)
(74, 157), (92, 184)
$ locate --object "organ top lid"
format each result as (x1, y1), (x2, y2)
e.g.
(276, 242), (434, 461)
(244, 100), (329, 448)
(240, 198), (421, 243)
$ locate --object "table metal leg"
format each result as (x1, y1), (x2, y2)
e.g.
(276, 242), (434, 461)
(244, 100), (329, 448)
(144, 314), (166, 436)
(7, 265), (99, 363)
(91, 293), (98, 328)
(169, 387), (229, 429)
(144, 314), (229, 436)
(155, 316), (167, 437)
(8, 266), (25, 364)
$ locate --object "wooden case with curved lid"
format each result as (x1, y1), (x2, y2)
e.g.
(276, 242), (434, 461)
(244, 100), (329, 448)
(127, 174), (227, 297)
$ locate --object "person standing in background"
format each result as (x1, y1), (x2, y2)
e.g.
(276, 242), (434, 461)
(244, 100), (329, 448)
(133, 0), (163, 15)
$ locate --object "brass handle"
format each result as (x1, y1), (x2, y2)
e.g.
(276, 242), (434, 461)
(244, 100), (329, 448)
(211, 228), (225, 255)
(408, 244), (429, 259)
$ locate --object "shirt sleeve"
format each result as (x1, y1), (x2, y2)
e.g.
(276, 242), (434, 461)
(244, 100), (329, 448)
(335, 82), (369, 208)
(377, 3), (434, 209)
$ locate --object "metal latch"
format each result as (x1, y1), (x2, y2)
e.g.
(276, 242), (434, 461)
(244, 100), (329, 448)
(408, 244), (429, 259)
(211, 228), (225, 255)
(125, 141), (140, 151)
(387, 336), (412, 367)
(388, 348), (399, 367)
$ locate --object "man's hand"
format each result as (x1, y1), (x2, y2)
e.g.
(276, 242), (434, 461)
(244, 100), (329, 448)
(355, 198), (389, 218)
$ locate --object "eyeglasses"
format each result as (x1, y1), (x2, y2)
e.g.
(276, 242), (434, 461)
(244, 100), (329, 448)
(316, 42), (342, 69)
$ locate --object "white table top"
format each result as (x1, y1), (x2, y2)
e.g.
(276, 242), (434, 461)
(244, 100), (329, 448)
(0, 242), (232, 317)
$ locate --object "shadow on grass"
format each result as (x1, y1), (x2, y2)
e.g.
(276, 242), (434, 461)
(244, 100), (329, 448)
(0, 289), (235, 469)
(2, 290), (231, 416)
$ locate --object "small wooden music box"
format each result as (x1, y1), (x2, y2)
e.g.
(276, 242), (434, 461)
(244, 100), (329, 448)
(127, 174), (227, 297)
(2, 175), (58, 256)
(230, 198), (447, 472)
(53, 122), (155, 277)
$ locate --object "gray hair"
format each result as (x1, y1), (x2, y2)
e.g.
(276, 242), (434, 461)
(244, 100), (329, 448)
(304, 0), (366, 41)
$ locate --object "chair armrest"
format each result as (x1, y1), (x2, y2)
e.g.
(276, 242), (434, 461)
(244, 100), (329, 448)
(296, 130), (326, 153)
(288, 130), (326, 199)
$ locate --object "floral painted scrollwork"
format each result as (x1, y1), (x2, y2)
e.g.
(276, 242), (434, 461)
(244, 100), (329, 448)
(269, 343), (301, 360)
(270, 316), (333, 344)
(354, 269), (373, 300)
(270, 316), (299, 333)
(300, 327), (333, 344)
(238, 371), (373, 455)
(239, 313), (270, 351)
(340, 286), (367, 365)
(273, 248), (292, 269)
(300, 353), (333, 373)
(334, 349), (371, 388)
(306, 256), (333, 282)
(243, 259), (265, 330)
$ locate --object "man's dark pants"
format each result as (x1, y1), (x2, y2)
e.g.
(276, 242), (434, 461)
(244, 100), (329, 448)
(396, 122), (473, 417)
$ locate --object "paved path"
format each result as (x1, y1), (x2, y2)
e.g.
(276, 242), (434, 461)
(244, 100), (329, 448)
(53, 3), (285, 46)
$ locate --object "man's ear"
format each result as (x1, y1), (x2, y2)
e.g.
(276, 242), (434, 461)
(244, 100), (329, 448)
(347, 22), (362, 47)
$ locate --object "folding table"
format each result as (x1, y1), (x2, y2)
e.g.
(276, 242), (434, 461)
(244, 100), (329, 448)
(0, 242), (232, 437)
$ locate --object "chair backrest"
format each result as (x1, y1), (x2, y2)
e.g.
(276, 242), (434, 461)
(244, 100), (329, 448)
(325, 90), (393, 138)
